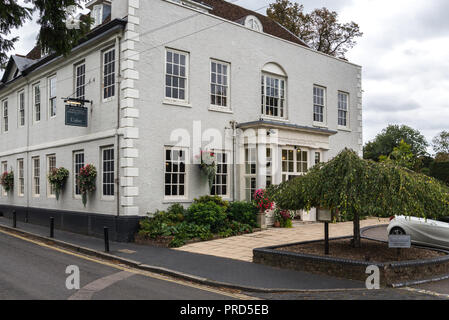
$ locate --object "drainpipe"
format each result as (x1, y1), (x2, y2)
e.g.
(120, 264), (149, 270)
(230, 120), (237, 201)
(115, 33), (122, 217)
(25, 76), (31, 223)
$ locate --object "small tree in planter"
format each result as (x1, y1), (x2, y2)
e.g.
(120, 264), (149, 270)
(254, 189), (274, 229)
(48, 167), (69, 200)
(0, 171), (14, 193)
(199, 150), (217, 194)
(77, 164), (97, 207)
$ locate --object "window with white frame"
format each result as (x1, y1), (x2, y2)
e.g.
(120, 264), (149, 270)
(49, 76), (57, 117)
(315, 152), (321, 165)
(211, 151), (229, 197)
(244, 147), (257, 201)
(2, 100), (8, 133)
(338, 92), (349, 127)
(266, 147), (273, 187)
(103, 48), (115, 99)
(18, 91), (25, 127)
(32, 157), (40, 197)
(282, 148), (308, 182)
(165, 49), (188, 102)
(17, 159), (24, 197)
(261, 74), (286, 118)
(244, 16), (263, 32)
(74, 151), (84, 196)
(1, 161), (7, 196)
(33, 84), (41, 122)
(75, 63), (86, 100)
(210, 60), (229, 108)
(102, 147), (115, 197)
(165, 148), (187, 198)
(313, 86), (325, 123)
(47, 155), (56, 197)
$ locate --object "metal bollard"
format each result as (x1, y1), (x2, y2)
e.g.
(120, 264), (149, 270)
(104, 227), (110, 252)
(324, 222), (329, 255)
(12, 211), (16, 228)
(50, 217), (54, 238)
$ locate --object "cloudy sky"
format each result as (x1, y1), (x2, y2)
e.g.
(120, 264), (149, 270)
(6, 0), (449, 152)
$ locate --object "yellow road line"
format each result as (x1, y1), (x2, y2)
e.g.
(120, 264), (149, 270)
(0, 228), (259, 300)
(401, 287), (449, 299)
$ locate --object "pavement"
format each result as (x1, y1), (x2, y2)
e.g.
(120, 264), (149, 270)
(177, 218), (389, 262)
(0, 215), (368, 291)
(1, 215), (448, 300)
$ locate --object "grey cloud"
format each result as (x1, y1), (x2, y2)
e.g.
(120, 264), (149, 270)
(365, 96), (421, 113)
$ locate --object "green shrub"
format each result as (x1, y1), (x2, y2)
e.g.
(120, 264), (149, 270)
(193, 195), (229, 208)
(218, 221), (253, 238)
(170, 222), (213, 247)
(138, 210), (177, 239)
(165, 203), (186, 223)
(185, 201), (227, 232)
(430, 162), (449, 185)
(228, 201), (258, 227)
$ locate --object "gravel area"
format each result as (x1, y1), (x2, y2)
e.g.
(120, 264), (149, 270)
(279, 238), (446, 263)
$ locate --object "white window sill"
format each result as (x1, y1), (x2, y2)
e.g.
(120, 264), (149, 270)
(337, 126), (352, 132)
(313, 121), (328, 128)
(163, 99), (192, 108)
(208, 106), (233, 114)
(101, 196), (115, 201)
(103, 97), (115, 103)
(260, 116), (289, 122)
(47, 195), (56, 199)
(162, 197), (190, 204)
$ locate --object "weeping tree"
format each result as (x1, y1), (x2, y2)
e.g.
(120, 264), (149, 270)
(268, 149), (449, 248)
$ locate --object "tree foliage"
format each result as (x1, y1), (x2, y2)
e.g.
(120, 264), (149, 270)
(0, 0), (92, 69)
(363, 124), (429, 161)
(267, 0), (363, 58)
(379, 139), (417, 170)
(0, 0), (32, 68)
(433, 131), (449, 155)
(268, 149), (449, 248)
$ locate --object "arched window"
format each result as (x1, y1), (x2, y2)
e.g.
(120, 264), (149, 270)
(261, 63), (287, 119)
(244, 15), (263, 32)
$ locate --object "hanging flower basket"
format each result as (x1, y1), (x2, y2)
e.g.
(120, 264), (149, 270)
(0, 171), (14, 193)
(77, 164), (97, 207)
(198, 150), (217, 193)
(48, 167), (69, 200)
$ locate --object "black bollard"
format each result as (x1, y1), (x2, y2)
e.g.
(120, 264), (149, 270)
(12, 211), (16, 228)
(50, 217), (54, 238)
(324, 222), (329, 255)
(104, 227), (110, 252)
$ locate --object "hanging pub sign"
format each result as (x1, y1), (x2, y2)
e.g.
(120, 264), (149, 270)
(63, 98), (91, 128)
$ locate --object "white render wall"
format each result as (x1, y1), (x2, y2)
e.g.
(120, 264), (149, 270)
(132, 0), (363, 214)
(0, 31), (122, 214)
(0, 0), (363, 217)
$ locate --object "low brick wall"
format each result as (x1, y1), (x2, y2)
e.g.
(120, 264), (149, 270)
(253, 237), (449, 287)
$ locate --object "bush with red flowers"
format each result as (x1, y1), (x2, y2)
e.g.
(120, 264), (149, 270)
(253, 189), (274, 212)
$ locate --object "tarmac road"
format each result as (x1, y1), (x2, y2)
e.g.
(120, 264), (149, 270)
(0, 231), (240, 300)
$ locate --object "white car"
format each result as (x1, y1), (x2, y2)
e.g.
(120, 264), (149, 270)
(388, 216), (449, 250)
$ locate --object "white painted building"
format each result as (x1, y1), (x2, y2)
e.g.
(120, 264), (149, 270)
(0, 0), (362, 240)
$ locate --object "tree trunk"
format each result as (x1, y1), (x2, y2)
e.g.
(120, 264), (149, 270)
(353, 211), (361, 248)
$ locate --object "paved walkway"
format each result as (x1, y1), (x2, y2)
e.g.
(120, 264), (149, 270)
(177, 218), (390, 262)
(0, 215), (366, 290)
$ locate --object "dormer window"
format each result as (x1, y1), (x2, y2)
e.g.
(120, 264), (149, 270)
(244, 15), (263, 32)
(88, 1), (111, 28)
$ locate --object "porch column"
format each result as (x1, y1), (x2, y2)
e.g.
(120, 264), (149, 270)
(257, 142), (267, 189)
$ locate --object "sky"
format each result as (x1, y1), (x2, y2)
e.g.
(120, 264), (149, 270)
(5, 0), (449, 153)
